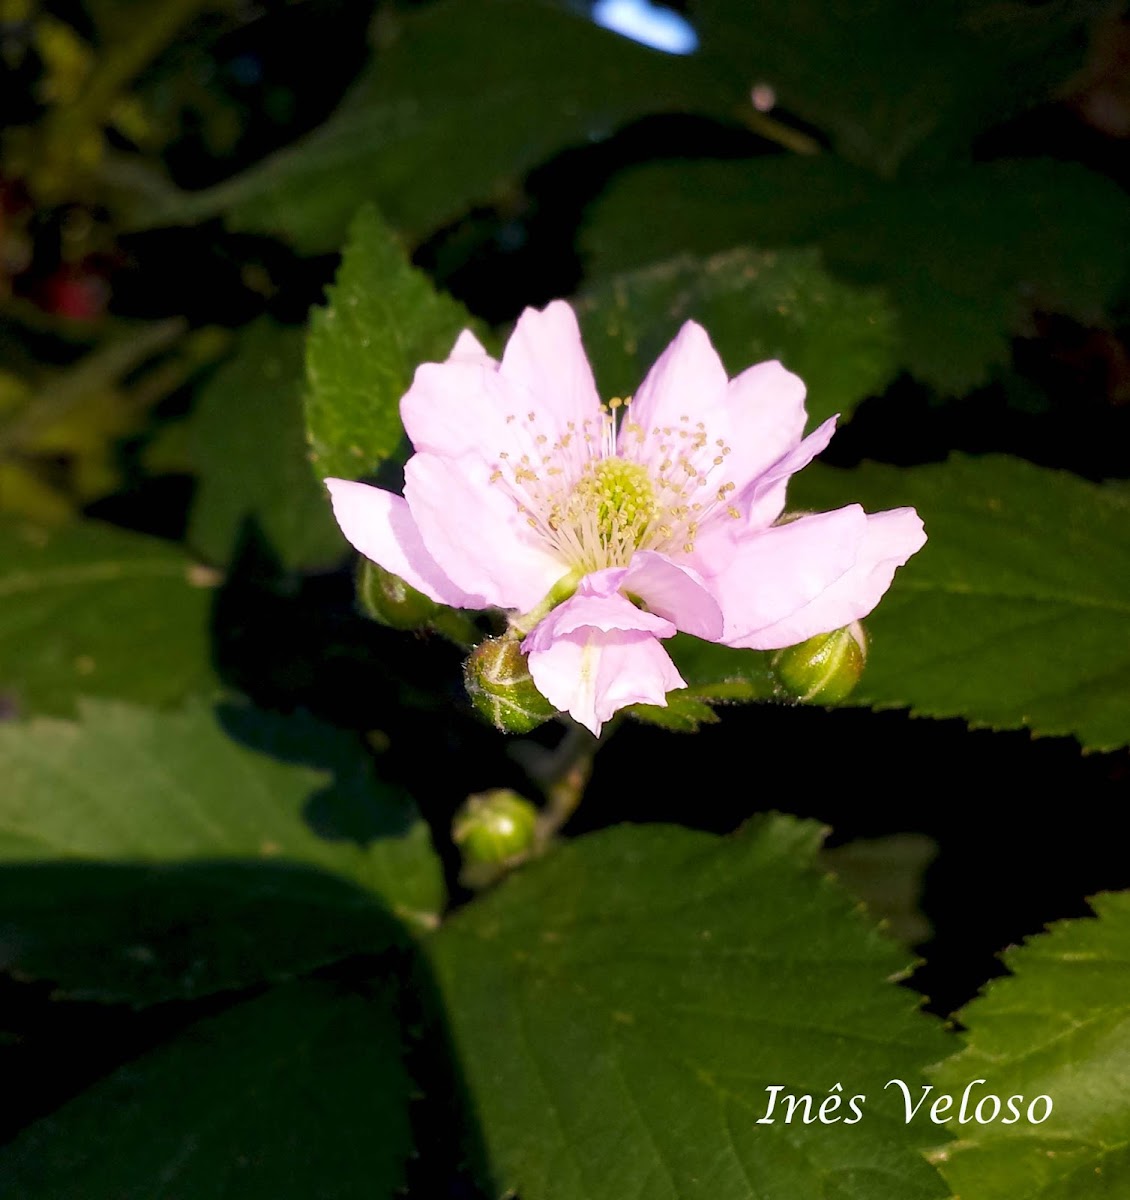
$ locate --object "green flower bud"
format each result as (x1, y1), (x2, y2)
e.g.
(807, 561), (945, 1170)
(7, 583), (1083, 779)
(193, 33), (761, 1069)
(464, 636), (557, 733)
(773, 622), (867, 704)
(453, 789), (539, 867)
(357, 559), (444, 630)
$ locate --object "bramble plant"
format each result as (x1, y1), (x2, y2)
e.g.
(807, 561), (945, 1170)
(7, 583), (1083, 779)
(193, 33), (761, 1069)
(1, 3), (1130, 1199)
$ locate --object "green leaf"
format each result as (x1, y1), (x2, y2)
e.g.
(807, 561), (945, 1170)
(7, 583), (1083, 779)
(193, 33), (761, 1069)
(624, 692), (720, 733)
(0, 698), (445, 999)
(132, 0), (729, 252)
(667, 633), (779, 703)
(577, 247), (898, 429)
(693, 0), (1090, 172)
(791, 455), (1130, 751)
(930, 892), (1130, 1200)
(583, 158), (1130, 391)
(821, 835), (937, 947)
(0, 861), (402, 1004)
(0, 519), (217, 716)
(0, 982), (413, 1199)
(188, 321), (342, 571)
(428, 816), (952, 1200)
(305, 205), (475, 479)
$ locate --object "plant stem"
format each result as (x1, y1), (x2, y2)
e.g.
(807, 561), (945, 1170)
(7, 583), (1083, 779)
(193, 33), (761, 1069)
(533, 718), (618, 845)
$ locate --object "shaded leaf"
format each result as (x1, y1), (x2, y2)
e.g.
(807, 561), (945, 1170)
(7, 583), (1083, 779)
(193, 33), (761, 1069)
(132, 0), (730, 251)
(791, 455), (1130, 751)
(0, 519), (217, 716)
(429, 816), (952, 1200)
(188, 321), (342, 572)
(0, 698), (445, 999)
(693, 0), (1091, 172)
(931, 892), (1130, 1199)
(0, 982), (413, 1199)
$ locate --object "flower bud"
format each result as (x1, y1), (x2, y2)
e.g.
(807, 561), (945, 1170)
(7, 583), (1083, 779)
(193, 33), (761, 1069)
(453, 789), (539, 868)
(357, 559), (444, 630)
(463, 636), (557, 733)
(773, 622), (867, 704)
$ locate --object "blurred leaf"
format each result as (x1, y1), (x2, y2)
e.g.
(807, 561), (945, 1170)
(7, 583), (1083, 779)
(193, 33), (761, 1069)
(305, 205), (476, 479)
(791, 455), (1130, 751)
(693, 0), (1092, 173)
(821, 834), (937, 947)
(429, 816), (952, 1200)
(0, 519), (216, 715)
(931, 892), (1130, 1199)
(0, 982), (413, 1199)
(188, 321), (342, 571)
(129, 0), (730, 251)
(0, 698), (445, 993)
(577, 246), (898, 430)
(584, 157), (1130, 391)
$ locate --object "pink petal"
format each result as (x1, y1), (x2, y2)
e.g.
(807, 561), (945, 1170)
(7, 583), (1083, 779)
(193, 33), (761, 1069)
(706, 506), (868, 645)
(499, 301), (603, 433)
(447, 328), (496, 364)
(400, 358), (523, 461)
(523, 585), (675, 649)
(739, 415), (839, 531)
(622, 323), (729, 478)
(723, 360), (809, 501)
(404, 452), (566, 611)
(735, 507), (926, 648)
(525, 627), (686, 736)
(324, 478), (485, 607)
(621, 551), (723, 640)
(713, 506), (927, 650)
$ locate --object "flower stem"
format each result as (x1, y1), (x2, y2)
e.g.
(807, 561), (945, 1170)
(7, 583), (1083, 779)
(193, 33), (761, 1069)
(532, 717), (618, 846)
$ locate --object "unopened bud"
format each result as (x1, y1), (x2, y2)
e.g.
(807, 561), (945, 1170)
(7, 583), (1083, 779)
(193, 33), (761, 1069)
(773, 622), (867, 704)
(453, 789), (539, 868)
(357, 559), (444, 630)
(464, 637), (557, 733)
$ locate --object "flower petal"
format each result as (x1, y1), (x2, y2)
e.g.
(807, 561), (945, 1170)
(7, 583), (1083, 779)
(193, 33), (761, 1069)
(740, 414), (839, 530)
(629, 322), (730, 439)
(621, 551), (723, 640)
(525, 626), (685, 736)
(523, 584), (675, 648)
(404, 452), (566, 611)
(499, 301), (603, 432)
(711, 505), (926, 650)
(737, 507), (926, 648)
(723, 360), (809, 498)
(324, 478), (485, 607)
(447, 328), (496, 364)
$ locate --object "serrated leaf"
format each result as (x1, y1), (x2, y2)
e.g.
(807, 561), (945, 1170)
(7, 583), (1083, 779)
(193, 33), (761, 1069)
(131, 0), (729, 252)
(583, 158), (1130, 391)
(0, 982), (413, 1199)
(428, 816), (952, 1200)
(0, 698), (445, 1000)
(930, 892), (1130, 1199)
(188, 321), (342, 571)
(305, 205), (475, 479)
(577, 247), (898, 429)
(790, 455), (1130, 751)
(0, 519), (217, 716)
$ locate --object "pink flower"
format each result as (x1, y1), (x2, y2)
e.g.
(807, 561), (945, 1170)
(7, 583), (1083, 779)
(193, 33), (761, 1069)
(326, 301), (925, 735)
